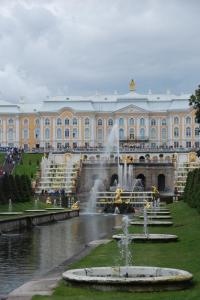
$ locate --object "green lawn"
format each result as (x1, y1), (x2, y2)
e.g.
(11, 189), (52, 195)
(0, 153), (5, 166)
(33, 202), (200, 300)
(13, 153), (43, 178)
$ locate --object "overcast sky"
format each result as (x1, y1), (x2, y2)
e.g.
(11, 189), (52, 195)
(0, 0), (200, 102)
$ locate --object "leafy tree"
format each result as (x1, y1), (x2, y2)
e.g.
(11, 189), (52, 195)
(189, 85), (200, 122)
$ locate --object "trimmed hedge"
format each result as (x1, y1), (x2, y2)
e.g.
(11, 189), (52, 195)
(183, 168), (200, 212)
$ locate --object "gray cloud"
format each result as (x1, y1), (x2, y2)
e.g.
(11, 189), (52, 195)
(0, 0), (199, 102)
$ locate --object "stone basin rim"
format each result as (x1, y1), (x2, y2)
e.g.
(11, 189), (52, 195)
(112, 234), (178, 240)
(63, 266), (193, 284)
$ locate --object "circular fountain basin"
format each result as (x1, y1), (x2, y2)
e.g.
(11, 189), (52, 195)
(62, 266), (192, 292)
(130, 220), (173, 226)
(24, 209), (46, 213)
(140, 215), (172, 220)
(45, 207), (65, 211)
(0, 212), (23, 216)
(112, 233), (178, 242)
(147, 208), (169, 211)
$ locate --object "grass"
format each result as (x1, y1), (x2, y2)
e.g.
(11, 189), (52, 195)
(13, 153), (43, 178)
(33, 201), (200, 300)
(0, 153), (5, 166)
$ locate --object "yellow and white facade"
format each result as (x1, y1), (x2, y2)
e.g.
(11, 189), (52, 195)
(0, 81), (199, 150)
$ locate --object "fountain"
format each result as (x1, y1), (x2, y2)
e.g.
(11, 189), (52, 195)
(24, 198), (46, 213)
(0, 199), (23, 216)
(63, 214), (192, 291)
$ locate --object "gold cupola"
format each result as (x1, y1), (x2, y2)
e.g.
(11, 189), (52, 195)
(129, 79), (136, 92)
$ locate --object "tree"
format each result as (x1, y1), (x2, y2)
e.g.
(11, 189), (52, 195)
(189, 84), (200, 123)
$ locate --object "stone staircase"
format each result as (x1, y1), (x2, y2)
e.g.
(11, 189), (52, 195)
(35, 153), (81, 194)
(174, 162), (200, 194)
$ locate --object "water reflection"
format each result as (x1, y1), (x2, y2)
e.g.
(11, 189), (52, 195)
(0, 214), (122, 294)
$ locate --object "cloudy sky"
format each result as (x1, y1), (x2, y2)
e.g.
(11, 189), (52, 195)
(0, 0), (199, 102)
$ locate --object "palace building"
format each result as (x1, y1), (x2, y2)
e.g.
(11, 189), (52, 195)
(0, 80), (199, 150)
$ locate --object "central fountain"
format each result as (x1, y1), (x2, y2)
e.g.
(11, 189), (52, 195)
(0, 199), (23, 216)
(63, 214), (192, 291)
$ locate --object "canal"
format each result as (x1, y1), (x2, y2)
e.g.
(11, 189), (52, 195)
(0, 213), (122, 294)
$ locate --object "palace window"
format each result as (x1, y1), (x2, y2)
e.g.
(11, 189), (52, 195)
(129, 118), (134, 126)
(119, 128), (124, 140)
(56, 128), (62, 139)
(161, 128), (167, 140)
(73, 118), (78, 126)
(8, 128), (14, 140)
(186, 116), (191, 124)
(57, 118), (62, 126)
(23, 119), (28, 126)
(98, 119), (103, 126)
(65, 128), (70, 138)
(195, 141), (200, 148)
(161, 119), (167, 125)
(35, 118), (40, 126)
(174, 116), (179, 124)
(73, 128), (78, 138)
(45, 128), (50, 139)
(186, 127), (191, 137)
(195, 117), (199, 123)
(23, 128), (29, 139)
(85, 128), (90, 139)
(35, 128), (40, 139)
(8, 118), (14, 125)
(129, 128), (134, 139)
(119, 118), (124, 126)
(195, 127), (200, 136)
(140, 128), (145, 138)
(85, 118), (90, 126)
(65, 118), (70, 126)
(150, 128), (156, 139)
(45, 118), (50, 126)
(174, 141), (179, 148)
(186, 141), (191, 148)
(140, 118), (145, 126)
(151, 119), (156, 126)
(108, 119), (113, 126)
(97, 128), (103, 141)
(174, 127), (179, 138)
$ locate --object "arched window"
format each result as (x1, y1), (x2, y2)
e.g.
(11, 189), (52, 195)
(119, 128), (124, 139)
(108, 119), (113, 126)
(161, 128), (167, 140)
(150, 128), (156, 139)
(174, 127), (179, 137)
(195, 117), (199, 123)
(98, 119), (103, 126)
(85, 118), (90, 126)
(174, 116), (179, 124)
(85, 128), (90, 139)
(129, 118), (134, 126)
(23, 119), (28, 126)
(186, 116), (191, 124)
(57, 118), (62, 125)
(56, 128), (62, 139)
(140, 128), (145, 138)
(73, 118), (78, 126)
(45, 118), (50, 126)
(151, 119), (156, 126)
(8, 128), (14, 140)
(8, 118), (14, 125)
(23, 128), (29, 139)
(119, 118), (124, 126)
(65, 118), (70, 126)
(161, 119), (167, 125)
(195, 127), (199, 136)
(129, 128), (134, 139)
(140, 118), (145, 126)
(35, 128), (40, 139)
(73, 128), (78, 138)
(35, 118), (40, 126)
(65, 128), (70, 138)
(45, 128), (50, 139)
(186, 127), (191, 137)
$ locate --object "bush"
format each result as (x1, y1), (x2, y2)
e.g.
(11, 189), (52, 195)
(183, 168), (200, 212)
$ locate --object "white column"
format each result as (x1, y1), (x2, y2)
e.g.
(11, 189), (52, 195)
(168, 115), (172, 146)
(90, 116), (95, 146)
(182, 118), (185, 147)
(52, 118), (56, 148)
(78, 117), (82, 146)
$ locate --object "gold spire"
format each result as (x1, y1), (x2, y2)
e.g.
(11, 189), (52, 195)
(129, 79), (135, 92)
